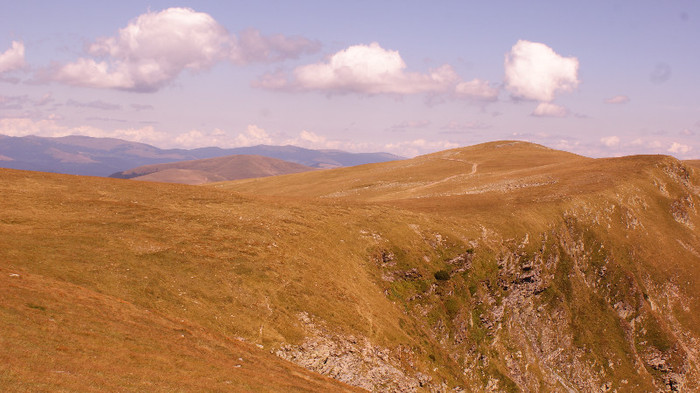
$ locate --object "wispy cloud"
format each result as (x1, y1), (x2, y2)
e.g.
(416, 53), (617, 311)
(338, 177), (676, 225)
(0, 94), (29, 110)
(67, 99), (122, 110)
(454, 79), (499, 101)
(440, 121), (489, 132)
(130, 104), (154, 111)
(231, 28), (320, 64)
(389, 120), (431, 131)
(605, 95), (630, 104)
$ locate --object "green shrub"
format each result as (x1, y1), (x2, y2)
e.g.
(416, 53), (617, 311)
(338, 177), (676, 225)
(434, 270), (450, 281)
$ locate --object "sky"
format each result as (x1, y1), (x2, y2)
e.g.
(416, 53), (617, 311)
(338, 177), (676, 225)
(0, 0), (698, 158)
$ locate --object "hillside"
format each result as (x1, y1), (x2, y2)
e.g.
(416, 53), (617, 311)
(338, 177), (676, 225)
(1, 140), (699, 392)
(111, 154), (315, 185)
(0, 134), (403, 177)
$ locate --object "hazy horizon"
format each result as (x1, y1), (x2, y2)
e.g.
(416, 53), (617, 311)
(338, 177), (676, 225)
(1, 1), (698, 159)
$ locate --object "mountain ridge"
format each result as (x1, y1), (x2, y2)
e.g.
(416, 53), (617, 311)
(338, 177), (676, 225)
(0, 134), (403, 177)
(111, 154), (316, 185)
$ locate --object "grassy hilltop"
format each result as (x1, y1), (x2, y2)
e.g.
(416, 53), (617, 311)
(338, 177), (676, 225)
(1, 141), (699, 392)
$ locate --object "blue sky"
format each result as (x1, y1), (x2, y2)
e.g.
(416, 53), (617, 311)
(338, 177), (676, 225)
(0, 1), (698, 158)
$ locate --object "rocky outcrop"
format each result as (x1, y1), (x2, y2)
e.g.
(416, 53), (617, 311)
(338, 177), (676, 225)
(275, 312), (430, 392)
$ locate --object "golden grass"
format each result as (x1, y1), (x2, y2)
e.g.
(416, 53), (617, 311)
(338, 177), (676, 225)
(2, 140), (699, 391)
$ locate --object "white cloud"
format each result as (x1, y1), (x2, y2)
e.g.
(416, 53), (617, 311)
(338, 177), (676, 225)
(170, 125), (275, 148)
(111, 126), (170, 144)
(605, 95), (630, 104)
(0, 41), (26, 73)
(230, 124), (273, 147)
(0, 117), (70, 137)
(454, 78), (499, 101)
(47, 8), (318, 92)
(679, 128), (695, 136)
(600, 136), (620, 147)
(50, 8), (229, 92)
(668, 142), (692, 154)
(532, 102), (568, 117)
(259, 42), (461, 95)
(504, 40), (579, 102)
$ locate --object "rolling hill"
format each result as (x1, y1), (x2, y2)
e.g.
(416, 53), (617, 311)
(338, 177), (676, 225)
(0, 134), (403, 177)
(1, 140), (699, 392)
(110, 154), (315, 185)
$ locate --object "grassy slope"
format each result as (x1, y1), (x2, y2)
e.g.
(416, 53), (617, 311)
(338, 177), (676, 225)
(217, 141), (700, 390)
(2, 140), (699, 391)
(121, 154), (315, 184)
(0, 267), (364, 393)
(0, 170), (380, 392)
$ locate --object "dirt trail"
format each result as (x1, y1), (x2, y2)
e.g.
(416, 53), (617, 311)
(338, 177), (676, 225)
(409, 160), (479, 192)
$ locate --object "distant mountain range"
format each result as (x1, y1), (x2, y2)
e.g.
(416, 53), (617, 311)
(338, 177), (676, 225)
(0, 134), (403, 177)
(111, 154), (315, 185)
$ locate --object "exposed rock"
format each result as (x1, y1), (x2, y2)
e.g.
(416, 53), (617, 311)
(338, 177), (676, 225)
(276, 312), (424, 392)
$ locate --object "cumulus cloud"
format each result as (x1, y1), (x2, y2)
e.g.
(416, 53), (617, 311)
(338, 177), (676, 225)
(605, 95), (630, 104)
(49, 8), (230, 92)
(668, 142), (692, 154)
(504, 40), (579, 102)
(257, 42), (461, 95)
(454, 78), (499, 101)
(46, 8), (318, 92)
(231, 124), (274, 146)
(532, 102), (568, 117)
(0, 41), (26, 73)
(600, 136), (620, 147)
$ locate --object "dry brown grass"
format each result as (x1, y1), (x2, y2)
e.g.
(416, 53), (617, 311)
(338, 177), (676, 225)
(0, 267), (364, 392)
(2, 140), (699, 391)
